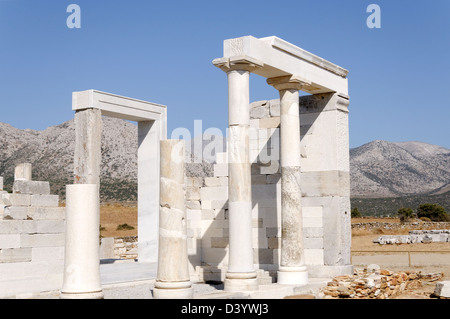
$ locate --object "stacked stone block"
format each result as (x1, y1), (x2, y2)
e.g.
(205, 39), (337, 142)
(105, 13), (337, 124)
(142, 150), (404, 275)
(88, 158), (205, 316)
(0, 167), (65, 298)
(297, 93), (352, 278)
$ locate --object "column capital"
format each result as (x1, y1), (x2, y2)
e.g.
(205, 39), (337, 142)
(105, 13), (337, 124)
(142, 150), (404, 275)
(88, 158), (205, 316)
(213, 55), (264, 73)
(267, 75), (311, 91)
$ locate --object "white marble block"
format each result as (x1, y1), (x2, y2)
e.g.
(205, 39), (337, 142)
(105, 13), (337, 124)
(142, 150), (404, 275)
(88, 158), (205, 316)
(14, 163), (32, 181)
(30, 195), (59, 207)
(434, 281), (450, 298)
(2, 194), (31, 207)
(13, 180), (50, 195)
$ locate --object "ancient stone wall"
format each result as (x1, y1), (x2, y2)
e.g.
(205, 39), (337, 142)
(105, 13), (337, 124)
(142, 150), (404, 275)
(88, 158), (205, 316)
(0, 173), (65, 298)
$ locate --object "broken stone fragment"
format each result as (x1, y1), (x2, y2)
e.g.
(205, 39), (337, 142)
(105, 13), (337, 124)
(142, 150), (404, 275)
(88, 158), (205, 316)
(433, 281), (450, 299)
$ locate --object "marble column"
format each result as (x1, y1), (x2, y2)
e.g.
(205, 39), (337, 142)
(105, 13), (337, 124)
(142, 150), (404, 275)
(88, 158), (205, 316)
(153, 139), (193, 299)
(213, 56), (263, 292)
(60, 184), (103, 299)
(267, 75), (309, 285)
(73, 108), (102, 186)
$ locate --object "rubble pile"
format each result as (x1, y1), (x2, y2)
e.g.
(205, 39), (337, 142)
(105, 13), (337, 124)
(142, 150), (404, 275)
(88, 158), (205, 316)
(319, 265), (443, 299)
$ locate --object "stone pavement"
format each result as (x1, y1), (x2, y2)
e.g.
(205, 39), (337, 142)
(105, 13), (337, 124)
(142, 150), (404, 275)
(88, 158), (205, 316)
(26, 260), (329, 299)
(99, 259), (157, 286)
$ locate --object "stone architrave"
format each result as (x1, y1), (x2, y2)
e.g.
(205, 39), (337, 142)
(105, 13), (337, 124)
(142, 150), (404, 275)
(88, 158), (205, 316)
(267, 75), (309, 285)
(213, 56), (263, 292)
(72, 90), (167, 263)
(153, 140), (193, 299)
(60, 184), (103, 299)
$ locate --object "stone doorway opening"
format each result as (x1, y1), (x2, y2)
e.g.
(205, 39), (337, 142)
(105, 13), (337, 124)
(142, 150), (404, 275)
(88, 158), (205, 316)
(72, 89), (167, 263)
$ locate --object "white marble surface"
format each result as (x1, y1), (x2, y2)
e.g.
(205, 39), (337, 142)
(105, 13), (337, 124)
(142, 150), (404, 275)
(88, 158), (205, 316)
(61, 184), (103, 298)
(154, 140), (192, 298)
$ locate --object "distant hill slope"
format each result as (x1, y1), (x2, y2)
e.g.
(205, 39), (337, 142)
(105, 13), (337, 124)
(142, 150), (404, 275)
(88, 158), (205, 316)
(0, 118), (214, 201)
(0, 117), (138, 201)
(351, 190), (450, 217)
(350, 140), (450, 198)
(1, 119), (449, 204)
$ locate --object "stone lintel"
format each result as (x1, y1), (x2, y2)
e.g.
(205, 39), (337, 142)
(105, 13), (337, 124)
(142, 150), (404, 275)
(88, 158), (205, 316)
(222, 36), (349, 95)
(72, 89), (167, 123)
(260, 36), (349, 77)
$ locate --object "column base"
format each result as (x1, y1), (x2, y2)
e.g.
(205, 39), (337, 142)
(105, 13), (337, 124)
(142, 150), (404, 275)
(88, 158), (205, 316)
(277, 266), (308, 286)
(60, 290), (104, 299)
(152, 281), (194, 299)
(224, 272), (259, 292)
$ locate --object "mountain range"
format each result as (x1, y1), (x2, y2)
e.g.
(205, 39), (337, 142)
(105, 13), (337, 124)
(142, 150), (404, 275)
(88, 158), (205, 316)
(1, 118), (449, 205)
(350, 140), (450, 198)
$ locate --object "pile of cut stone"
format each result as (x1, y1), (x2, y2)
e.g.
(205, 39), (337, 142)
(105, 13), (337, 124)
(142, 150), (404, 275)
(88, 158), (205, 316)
(319, 265), (443, 299)
(373, 230), (450, 245)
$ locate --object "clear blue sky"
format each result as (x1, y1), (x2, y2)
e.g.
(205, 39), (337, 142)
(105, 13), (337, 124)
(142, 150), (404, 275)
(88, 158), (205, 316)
(0, 0), (449, 149)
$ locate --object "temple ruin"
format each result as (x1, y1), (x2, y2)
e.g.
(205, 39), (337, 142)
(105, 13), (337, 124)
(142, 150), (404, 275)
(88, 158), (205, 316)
(0, 35), (353, 298)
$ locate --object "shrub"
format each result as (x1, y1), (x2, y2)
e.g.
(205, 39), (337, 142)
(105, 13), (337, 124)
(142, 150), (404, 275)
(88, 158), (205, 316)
(351, 207), (362, 218)
(116, 224), (135, 231)
(416, 203), (449, 222)
(398, 207), (414, 223)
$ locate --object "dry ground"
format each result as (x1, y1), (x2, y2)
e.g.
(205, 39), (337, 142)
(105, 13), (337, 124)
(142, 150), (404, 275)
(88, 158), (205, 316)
(100, 205), (450, 298)
(100, 203), (138, 238)
(351, 217), (450, 299)
(351, 217), (450, 252)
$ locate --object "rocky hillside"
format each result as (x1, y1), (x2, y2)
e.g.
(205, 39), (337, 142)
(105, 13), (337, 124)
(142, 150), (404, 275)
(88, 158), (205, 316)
(0, 118), (215, 201)
(350, 140), (450, 198)
(1, 119), (449, 202)
(0, 117), (139, 201)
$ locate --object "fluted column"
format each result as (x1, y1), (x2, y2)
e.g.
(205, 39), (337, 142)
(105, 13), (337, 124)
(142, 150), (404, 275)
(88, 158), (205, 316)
(267, 75), (309, 285)
(153, 139), (193, 299)
(213, 56), (263, 292)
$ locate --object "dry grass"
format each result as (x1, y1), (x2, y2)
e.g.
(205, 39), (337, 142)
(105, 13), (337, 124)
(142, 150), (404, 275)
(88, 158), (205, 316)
(351, 217), (450, 251)
(351, 234), (450, 252)
(98, 204), (449, 252)
(351, 217), (399, 224)
(100, 203), (138, 238)
(99, 204), (450, 298)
